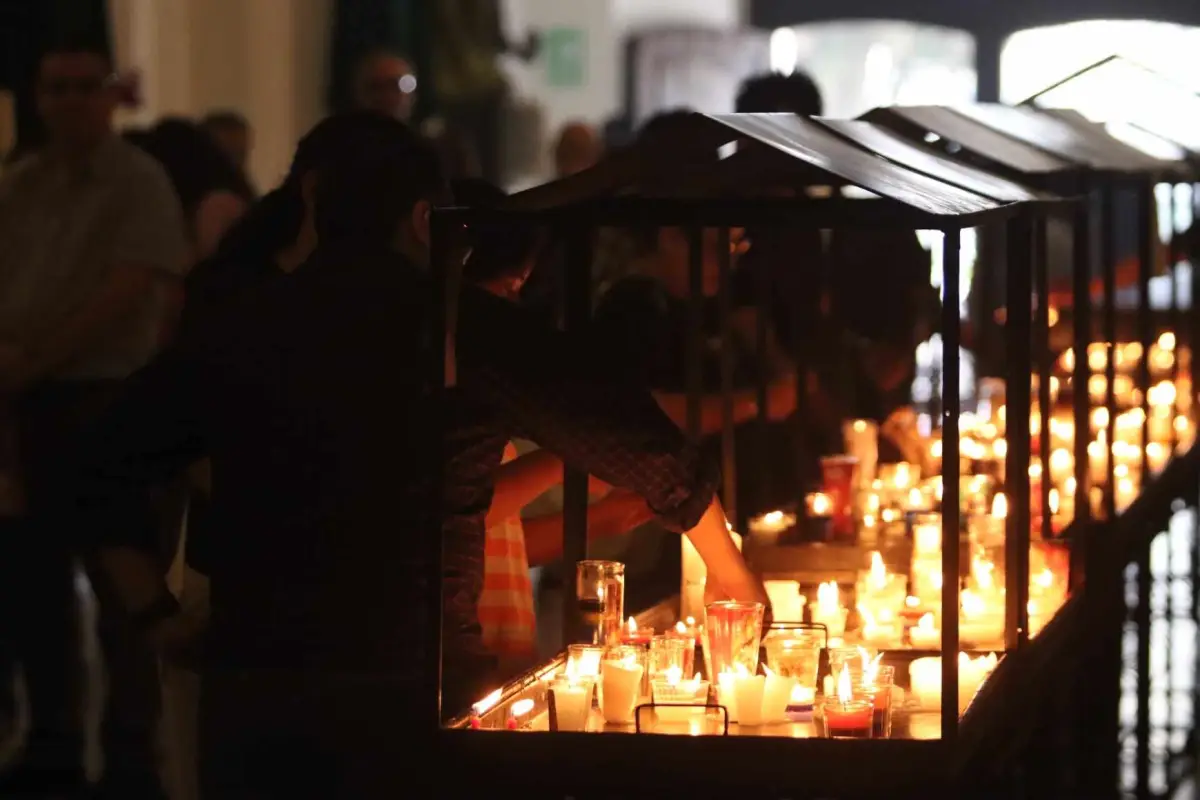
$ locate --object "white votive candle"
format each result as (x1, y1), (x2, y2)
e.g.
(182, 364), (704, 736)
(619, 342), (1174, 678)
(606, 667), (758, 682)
(716, 671), (741, 723)
(600, 660), (644, 724)
(733, 674), (767, 727)
(762, 672), (797, 723)
(551, 680), (593, 732)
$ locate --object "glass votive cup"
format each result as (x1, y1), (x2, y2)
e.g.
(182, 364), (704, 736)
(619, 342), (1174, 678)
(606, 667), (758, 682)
(566, 644), (605, 680)
(828, 646), (876, 684)
(855, 664), (895, 739)
(702, 601), (765, 680)
(821, 697), (874, 739)
(763, 628), (823, 691)
(651, 677), (711, 724)
(649, 635), (691, 681)
(549, 676), (595, 732)
(576, 560), (625, 646)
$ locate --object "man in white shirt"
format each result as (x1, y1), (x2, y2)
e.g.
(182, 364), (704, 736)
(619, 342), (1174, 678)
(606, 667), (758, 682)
(0, 39), (186, 798)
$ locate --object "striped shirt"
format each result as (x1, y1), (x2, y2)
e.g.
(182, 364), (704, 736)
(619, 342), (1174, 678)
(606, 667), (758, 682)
(478, 442), (536, 659)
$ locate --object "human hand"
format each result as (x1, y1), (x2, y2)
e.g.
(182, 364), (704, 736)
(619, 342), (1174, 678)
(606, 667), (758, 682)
(765, 375), (797, 421)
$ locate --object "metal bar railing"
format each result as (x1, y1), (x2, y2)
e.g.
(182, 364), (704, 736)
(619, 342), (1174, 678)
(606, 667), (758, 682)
(941, 226), (963, 742)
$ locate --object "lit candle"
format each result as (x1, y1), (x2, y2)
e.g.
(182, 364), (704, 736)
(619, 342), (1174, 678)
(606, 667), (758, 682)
(716, 665), (749, 723)
(749, 509), (796, 536)
(811, 580), (847, 638)
(761, 666), (796, 723)
(908, 652), (999, 713)
(550, 679), (592, 732)
(651, 669), (708, 723)
(620, 616), (654, 646)
(733, 673), (768, 727)
(599, 657), (644, 724)
(764, 580), (805, 624)
(909, 612), (940, 649)
(822, 667), (873, 738)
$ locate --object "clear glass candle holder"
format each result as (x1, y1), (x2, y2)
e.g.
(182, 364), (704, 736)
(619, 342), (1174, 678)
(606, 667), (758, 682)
(854, 664), (895, 739)
(702, 601), (764, 680)
(566, 644), (605, 680)
(576, 560), (625, 646)
(649, 634), (691, 681)
(821, 696), (873, 739)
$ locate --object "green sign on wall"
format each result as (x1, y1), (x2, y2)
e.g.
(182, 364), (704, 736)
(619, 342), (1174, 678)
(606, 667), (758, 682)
(543, 27), (587, 88)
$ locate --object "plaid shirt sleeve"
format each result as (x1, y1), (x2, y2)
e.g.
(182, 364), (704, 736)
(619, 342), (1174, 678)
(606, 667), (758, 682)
(456, 287), (719, 532)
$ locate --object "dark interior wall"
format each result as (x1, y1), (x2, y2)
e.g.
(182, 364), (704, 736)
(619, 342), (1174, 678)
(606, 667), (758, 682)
(749, 0), (1200, 101)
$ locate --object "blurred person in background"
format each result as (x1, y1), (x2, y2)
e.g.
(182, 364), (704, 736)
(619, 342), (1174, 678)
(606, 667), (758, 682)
(351, 50), (418, 122)
(733, 71), (937, 458)
(553, 121), (602, 178)
(75, 118), (761, 794)
(201, 110), (253, 176)
(0, 39), (186, 798)
(453, 177), (656, 668)
(129, 118), (256, 267)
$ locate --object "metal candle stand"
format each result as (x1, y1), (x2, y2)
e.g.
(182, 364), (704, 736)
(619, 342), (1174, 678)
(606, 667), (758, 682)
(428, 99), (1193, 796)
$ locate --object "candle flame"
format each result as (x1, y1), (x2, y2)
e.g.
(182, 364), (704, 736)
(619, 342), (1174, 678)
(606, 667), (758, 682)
(868, 551), (887, 590)
(510, 698), (535, 718)
(764, 510), (783, 525)
(908, 487), (924, 508)
(626, 617), (637, 634)
(971, 556), (995, 592)
(473, 688), (503, 715)
(675, 621), (688, 634)
(917, 612), (935, 631)
(1049, 488), (1060, 515)
(863, 653), (883, 687)
(853, 419), (867, 433)
(962, 589), (985, 617)
(817, 581), (839, 614)
(664, 665), (683, 686)
(906, 596), (921, 609)
(1035, 569), (1054, 589)
(1158, 332), (1176, 351)
(993, 438), (1008, 459)
(685, 616), (696, 627)
(836, 666), (853, 704)
(992, 493), (1007, 519)
(811, 493), (832, 516)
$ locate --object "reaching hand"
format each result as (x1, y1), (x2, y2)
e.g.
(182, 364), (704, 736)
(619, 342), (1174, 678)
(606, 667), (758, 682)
(764, 375), (797, 422)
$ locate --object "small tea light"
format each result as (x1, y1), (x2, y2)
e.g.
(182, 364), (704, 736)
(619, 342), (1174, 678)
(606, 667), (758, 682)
(822, 667), (872, 739)
(652, 668), (709, 723)
(806, 492), (833, 518)
(786, 683), (816, 720)
(621, 616), (654, 646)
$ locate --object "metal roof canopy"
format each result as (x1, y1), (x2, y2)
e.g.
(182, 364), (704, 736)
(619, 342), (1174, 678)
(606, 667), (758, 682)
(813, 117), (1051, 205)
(861, 105), (1078, 184)
(502, 112), (1050, 229)
(1021, 55), (1200, 157)
(950, 103), (1179, 176)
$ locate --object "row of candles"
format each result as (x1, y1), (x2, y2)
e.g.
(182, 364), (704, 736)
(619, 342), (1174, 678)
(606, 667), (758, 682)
(485, 593), (1001, 737)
